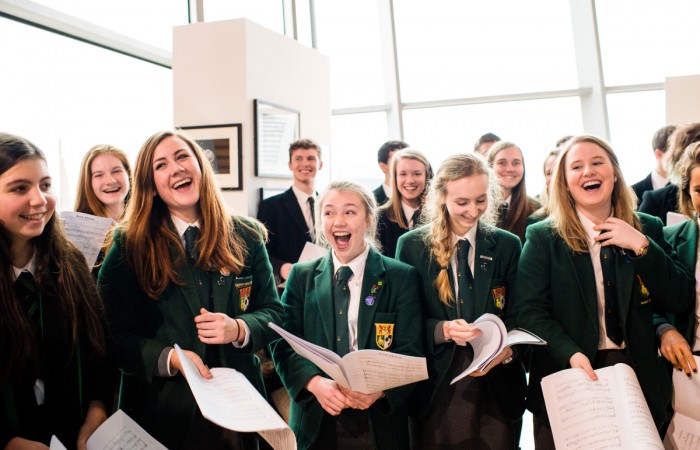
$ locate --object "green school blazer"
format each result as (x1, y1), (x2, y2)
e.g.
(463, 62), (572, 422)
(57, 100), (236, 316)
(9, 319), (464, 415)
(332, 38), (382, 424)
(395, 224), (526, 421)
(659, 219), (698, 345)
(98, 216), (283, 449)
(515, 214), (693, 425)
(270, 247), (423, 450)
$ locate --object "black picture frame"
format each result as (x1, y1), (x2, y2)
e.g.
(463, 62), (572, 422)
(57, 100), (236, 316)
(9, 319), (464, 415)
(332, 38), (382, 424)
(254, 99), (300, 178)
(178, 123), (243, 191)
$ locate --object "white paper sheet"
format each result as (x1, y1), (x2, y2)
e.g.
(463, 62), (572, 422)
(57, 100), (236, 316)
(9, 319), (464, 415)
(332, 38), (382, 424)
(664, 356), (700, 450)
(60, 211), (114, 267)
(269, 322), (428, 394)
(51, 410), (166, 450)
(297, 242), (327, 263)
(174, 345), (296, 450)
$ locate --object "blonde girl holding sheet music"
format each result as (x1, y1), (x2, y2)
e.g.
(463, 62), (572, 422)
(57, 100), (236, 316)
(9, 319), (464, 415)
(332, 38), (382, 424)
(658, 141), (700, 375)
(98, 130), (283, 449)
(515, 135), (693, 449)
(0, 132), (113, 449)
(395, 153), (525, 449)
(271, 181), (423, 450)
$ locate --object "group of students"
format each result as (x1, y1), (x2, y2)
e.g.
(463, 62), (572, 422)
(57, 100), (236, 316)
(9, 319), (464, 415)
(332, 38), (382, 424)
(1, 128), (698, 450)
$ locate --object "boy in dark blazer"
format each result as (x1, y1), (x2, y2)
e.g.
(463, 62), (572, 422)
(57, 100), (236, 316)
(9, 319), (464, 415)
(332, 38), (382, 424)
(258, 139), (323, 284)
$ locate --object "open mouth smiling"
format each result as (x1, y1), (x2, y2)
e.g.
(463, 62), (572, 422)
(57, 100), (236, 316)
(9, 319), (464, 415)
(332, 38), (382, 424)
(21, 212), (46, 220)
(173, 178), (192, 190)
(582, 180), (602, 191)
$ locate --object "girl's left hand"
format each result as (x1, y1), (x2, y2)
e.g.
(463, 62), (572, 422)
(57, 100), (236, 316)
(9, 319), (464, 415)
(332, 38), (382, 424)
(196, 308), (241, 344)
(593, 217), (648, 254)
(77, 401), (108, 450)
(338, 387), (384, 410)
(470, 347), (513, 377)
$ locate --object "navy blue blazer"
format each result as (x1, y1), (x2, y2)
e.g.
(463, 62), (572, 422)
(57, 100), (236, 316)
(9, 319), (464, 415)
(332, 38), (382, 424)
(639, 184), (678, 225)
(257, 187), (313, 282)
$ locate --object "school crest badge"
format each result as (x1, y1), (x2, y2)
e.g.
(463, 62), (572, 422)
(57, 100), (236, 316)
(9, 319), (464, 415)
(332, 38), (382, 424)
(492, 286), (506, 310)
(637, 275), (650, 298)
(235, 280), (253, 312)
(375, 323), (394, 350)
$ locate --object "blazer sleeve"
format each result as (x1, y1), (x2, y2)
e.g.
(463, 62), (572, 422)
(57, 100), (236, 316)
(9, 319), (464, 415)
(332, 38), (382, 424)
(515, 225), (584, 366)
(270, 264), (323, 404)
(234, 219), (284, 354)
(98, 229), (165, 383)
(633, 214), (693, 314)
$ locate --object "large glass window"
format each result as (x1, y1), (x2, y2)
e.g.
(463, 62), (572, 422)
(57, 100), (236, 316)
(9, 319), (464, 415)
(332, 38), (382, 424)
(402, 97), (584, 195)
(596, 0), (700, 86)
(203, 0), (287, 36)
(29, 0), (188, 51)
(330, 112), (389, 189)
(393, 1), (578, 103)
(606, 90), (666, 186)
(315, 1), (386, 109)
(0, 17), (173, 210)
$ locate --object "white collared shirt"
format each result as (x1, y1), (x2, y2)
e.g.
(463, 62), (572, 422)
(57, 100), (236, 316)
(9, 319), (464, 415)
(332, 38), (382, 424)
(450, 226), (478, 300)
(401, 201), (420, 230)
(332, 245), (370, 352)
(651, 170), (669, 191)
(502, 195), (512, 207)
(292, 185), (316, 240)
(577, 210), (624, 350)
(13, 256), (36, 281)
(694, 219), (700, 351)
(171, 214), (202, 247)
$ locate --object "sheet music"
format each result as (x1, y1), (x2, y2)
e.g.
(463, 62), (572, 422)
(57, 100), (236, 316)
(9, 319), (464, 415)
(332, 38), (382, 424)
(269, 323), (428, 394)
(542, 364), (663, 450)
(51, 410), (166, 450)
(667, 212), (688, 226)
(60, 211), (113, 267)
(174, 345), (296, 450)
(451, 314), (546, 385)
(297, 242), (327, 263)
(664, 356), (700, 450)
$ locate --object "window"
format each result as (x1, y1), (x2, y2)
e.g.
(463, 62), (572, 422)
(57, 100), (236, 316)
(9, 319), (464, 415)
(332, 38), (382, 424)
(0, 17), (173, 210)
(596, 0), (700, 86)
(330, 112), (389, 189)
(606, 90), (666, 185)
(394, 1), (578, 102)
(203, 0), (288, 36)
(29, 0), (188, 51)
(315, 1), (386, 109)
(402, 97), (584, 195)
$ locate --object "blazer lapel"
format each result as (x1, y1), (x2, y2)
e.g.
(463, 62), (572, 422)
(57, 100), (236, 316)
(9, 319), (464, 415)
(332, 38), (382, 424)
(282, 188), (311, 236)
(177, 264), (204, 318)
(314, 252), (336, 346)
(357, 249), (386, 349)
(211, 271), (234, 315)
(678, 221), (698, 271)
(473, 226), (496, 317)
(567, 249), (599, 327)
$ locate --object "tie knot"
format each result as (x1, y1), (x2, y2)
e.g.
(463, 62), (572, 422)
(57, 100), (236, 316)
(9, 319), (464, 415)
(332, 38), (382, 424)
(458, 239), (471, 261)
(335, 266), (353, 286)
(184, 226), (199, 259)
(307, 196), (315, 207)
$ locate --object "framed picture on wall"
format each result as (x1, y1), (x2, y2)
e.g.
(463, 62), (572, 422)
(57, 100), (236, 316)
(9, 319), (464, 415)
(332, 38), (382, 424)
(178, 123), (243, 191)
(254, 99), (300, 178)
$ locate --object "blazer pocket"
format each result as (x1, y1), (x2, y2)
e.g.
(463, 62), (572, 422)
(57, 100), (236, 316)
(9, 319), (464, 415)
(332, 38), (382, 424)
(234, 275), (253, 314)
(373, 312), (397, 351)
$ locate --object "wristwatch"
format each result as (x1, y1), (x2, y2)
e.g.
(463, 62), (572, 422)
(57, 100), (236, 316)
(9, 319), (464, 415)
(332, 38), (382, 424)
(635, 242), (649, 257)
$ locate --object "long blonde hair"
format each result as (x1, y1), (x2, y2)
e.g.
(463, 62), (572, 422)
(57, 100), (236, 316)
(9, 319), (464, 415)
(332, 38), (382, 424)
(424, 154), (500, 305)
(379, 148), (433, 229)
(119, 130), (263, 299)
(549, 135), (640, 253)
